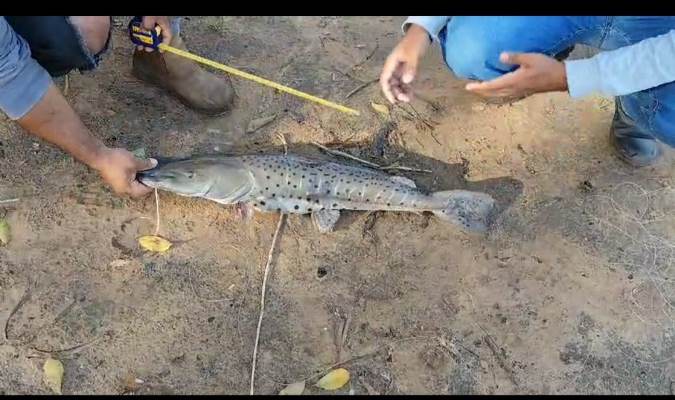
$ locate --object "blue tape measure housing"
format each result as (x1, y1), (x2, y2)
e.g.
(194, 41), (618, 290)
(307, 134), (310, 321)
(128, 16), (163, 50)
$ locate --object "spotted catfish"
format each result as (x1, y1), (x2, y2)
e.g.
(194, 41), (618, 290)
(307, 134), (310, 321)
(137, 154), (496, 233)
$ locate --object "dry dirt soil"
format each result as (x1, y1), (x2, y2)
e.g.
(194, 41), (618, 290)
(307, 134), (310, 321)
(1, 16), (674, 395)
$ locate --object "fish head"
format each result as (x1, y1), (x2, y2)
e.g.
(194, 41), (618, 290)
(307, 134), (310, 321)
(137, 157), (235, 197)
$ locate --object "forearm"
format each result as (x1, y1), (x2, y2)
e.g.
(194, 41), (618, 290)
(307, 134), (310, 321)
(565, 30), (675, 98)
(17, 83), (108, 171)
(404, 24), (432, 55)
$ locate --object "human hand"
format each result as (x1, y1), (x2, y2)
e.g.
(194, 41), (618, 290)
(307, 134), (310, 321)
(95, 148), (158, 197)
(380, 24), (431, 104)
(138, 16), (173, 52)
(465, 52), (568, 99)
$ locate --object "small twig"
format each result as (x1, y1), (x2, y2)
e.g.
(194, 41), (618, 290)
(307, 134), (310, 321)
(335, 312), (352, 363)
(394, 103), (417, 120)
(483, 334), (518, 385)
(380, 164), (432, 173)
(312, 141), (431, 174)
(0, 198), (19, 205)
(429, 130), (442, 145)
(30, 335), (103, 355)
(395, 104), (440, 145)
(277, 132), (288, 155)
(301, 335), (435, 384)
(153, 188), (160, 236)
(454, 341), (480, 359)
(4, 280), (33, 342)
(409, 104), (438, 127)
(250, 213), (286, 395)
(52, 300), (76, 324)
(476, 322), (518, 387)
(402, 104), (441, 145)
(340, 313), (351, 351)
(345, 78), (378, 99)
(351, 43), (379, 71)
(311, 141), (380, 169)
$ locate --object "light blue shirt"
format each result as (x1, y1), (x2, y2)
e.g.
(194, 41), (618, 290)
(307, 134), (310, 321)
(0, 16), (52, 120)
(404, 16), (675, 99)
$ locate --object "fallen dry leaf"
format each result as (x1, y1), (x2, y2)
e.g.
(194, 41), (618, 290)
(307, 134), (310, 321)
(43, 358), (64, 394)
(279, 380), (305, 395)
(138, 235), (172, 253)
(316, 368), (350, 390)
(246, 114), (277, 133)
(0, 218), (10, 246)
(370, 102), (389, 116)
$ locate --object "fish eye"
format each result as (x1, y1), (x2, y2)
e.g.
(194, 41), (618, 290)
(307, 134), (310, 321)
(185, 172), (194, 179)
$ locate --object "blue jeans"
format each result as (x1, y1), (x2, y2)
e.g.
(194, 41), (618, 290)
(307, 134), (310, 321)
(439, 17), (675, 147)
(4, 16), (182, 77)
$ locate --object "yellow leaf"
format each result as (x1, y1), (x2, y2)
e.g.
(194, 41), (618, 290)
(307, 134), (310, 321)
(371, 102), (389, 116)
(316, 368), (350, 391)
(279, 380), (305, 395)
(0, 218), (10, 246)
(43, 358), (64, 394)
(138, 235), (172, 253)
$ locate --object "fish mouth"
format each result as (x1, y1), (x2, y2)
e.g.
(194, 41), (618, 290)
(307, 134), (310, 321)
(135, 157), (182, 187)
(136, 169), (160, 186)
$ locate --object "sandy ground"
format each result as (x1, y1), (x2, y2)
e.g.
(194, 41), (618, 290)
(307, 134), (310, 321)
(0, 16), (673, 394)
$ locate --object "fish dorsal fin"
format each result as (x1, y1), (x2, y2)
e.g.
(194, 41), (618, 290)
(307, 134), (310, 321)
(390, 175), (417, 188)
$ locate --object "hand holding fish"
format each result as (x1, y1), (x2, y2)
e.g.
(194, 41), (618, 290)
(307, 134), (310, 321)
(95, 148), (158, 198)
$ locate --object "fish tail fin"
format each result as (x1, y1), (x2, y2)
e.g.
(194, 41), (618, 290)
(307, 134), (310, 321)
(431, 190), (496, 233)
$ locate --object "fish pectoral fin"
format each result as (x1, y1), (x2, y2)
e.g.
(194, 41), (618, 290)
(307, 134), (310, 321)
(233, 203), (255, 222)
(390, 175), (417, 188)
(311, 209), (341, 233)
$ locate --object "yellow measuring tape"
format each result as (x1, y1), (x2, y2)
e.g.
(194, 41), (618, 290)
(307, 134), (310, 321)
(157, 43), (361, 116)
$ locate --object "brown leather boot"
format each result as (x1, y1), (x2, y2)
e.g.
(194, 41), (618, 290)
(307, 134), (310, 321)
(132, 35), (235, 115)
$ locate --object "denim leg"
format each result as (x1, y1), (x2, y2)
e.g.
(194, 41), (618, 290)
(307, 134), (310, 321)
(615, 82), (675, 147)
(5, 16), (112, 77)
(439, 16), (606, 81)
(600, 17), (675, 147)
(439, 16), (675, 148)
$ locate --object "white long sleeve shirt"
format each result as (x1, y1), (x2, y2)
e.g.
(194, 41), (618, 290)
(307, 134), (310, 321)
(404, 16), (675, 98)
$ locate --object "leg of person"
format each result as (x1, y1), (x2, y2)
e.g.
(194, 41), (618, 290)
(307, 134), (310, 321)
(438, 17), (605, 105)
(611, 82), (675, 167)
(131, 17), (235, 116)
(439, 17), (607, 82)
(598, 17), (675, 167)
(439, 16), (675, 166)
(4, 16), (111, 77)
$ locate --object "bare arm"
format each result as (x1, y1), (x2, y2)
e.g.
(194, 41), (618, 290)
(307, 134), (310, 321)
(19, 83), (106, 168)
(1, 16), (155, 197)
(17, 83), (157, 197)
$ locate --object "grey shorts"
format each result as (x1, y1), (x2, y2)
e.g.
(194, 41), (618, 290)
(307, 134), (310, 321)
(5, 16), (112, 78)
